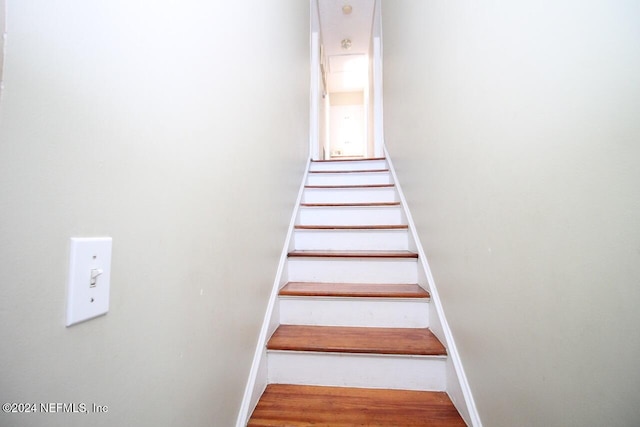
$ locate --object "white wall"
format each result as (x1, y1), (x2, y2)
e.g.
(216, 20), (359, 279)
(0, 0), (5, 98)
(382, 1), (640, 426)
(319, 87), (328, 160)
(367, 36), (375, 158)
(329, 92), (366, 157)
(0, 1), (309, 426)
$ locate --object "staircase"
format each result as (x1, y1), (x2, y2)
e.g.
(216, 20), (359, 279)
(246, 157), (467, 426)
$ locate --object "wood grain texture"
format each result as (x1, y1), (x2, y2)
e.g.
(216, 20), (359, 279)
(308, 169), (390, 174)
(279, 282), (430, 298)
(248, 384), (467, 426)
(294, 225), (408, 230)
(288, 250), (418, 258)
(300, 201), (401, 207)
(267, 325), (446, 356)
(311, 157), (386, 163)
(305, 184), (395, 189)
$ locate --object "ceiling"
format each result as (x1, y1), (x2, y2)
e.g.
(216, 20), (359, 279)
(317, 0), (375, 93)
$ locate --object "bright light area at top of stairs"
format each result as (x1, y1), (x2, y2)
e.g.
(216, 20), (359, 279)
(341, 56), (367, 90)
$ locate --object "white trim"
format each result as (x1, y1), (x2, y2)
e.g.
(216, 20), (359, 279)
(235, 158), (311, 427)
(384, 146), (483, 427)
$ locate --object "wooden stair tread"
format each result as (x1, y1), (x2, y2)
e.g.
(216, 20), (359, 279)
(280, 282), (430, 298)
(311, 157), (386, 163)
(301, 201), (400, 207)
(248, 384), (466, 426)
(305, 183), (394, 189)
(267, 325), (446, 356)
(288, 250), (418, 258)
(309, 168), (389, 174)
(295, 224), (408, 230)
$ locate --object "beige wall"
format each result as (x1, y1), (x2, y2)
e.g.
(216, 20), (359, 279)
(383, 1), (640, 426)
(0, 1), (308, 426)
(329, 91), (364, 106)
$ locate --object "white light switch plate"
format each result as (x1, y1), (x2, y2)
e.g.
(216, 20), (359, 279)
(66, 237), (112, 326)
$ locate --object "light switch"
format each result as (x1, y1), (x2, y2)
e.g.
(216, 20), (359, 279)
(66, 237), (112, 327)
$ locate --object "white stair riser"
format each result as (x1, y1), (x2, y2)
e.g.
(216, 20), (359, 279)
(307, 172), (392, 186)
(302, 188), (397, 204)
(298, 206), (404, 226)
(279, 297), (429, 328)
(293, 229), (409, 251)
(309, 160), (387, 172)
(267, 352), (446, 391)
(287, 258), (418, 284)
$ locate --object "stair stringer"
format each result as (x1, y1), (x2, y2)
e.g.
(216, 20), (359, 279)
(235, 158), (311, 427)
(385, 146), (483, 427)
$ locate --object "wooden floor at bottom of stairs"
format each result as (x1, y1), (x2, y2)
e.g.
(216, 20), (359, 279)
(248, 384), (466, 426)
